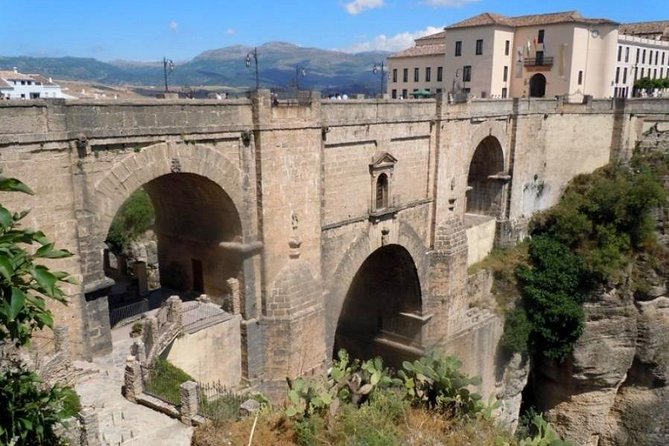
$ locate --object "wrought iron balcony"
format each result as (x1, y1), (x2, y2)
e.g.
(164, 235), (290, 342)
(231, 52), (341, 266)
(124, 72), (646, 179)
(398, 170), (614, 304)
(524, 56), (554, 67)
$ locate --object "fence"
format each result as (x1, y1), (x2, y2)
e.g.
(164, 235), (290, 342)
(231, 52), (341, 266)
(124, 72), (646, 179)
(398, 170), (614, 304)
(196, 381), (244, 421)
(109, 298), (149, 327)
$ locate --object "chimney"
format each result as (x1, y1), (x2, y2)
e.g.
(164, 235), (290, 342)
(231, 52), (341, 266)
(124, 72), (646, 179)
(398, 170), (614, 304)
(12, 67), (18, 73)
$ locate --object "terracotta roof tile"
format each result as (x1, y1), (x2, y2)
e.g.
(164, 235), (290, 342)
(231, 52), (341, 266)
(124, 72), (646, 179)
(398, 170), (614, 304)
(446, 10), (617, 30)
(389, 43), (446, 58)
(0, 70), (34, 81)
(620, 20), (669, 38)
(0, 78), (12, 89)
(415, 30), (446, 44)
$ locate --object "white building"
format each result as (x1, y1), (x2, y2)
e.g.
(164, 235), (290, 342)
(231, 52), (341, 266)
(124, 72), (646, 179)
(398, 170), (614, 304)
(387, 31), (446, 99)
(0, 69), (66, 99)
(614, 21), (669, 98)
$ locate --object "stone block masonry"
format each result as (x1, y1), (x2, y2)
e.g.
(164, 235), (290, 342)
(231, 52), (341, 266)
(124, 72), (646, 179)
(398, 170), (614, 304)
(0, 95), (667, 397)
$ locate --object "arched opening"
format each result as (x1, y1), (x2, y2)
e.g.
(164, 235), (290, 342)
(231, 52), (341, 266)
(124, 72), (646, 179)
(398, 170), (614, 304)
(375, 173), (389, 210)
(334, 245), (422, 367)
(466, 136), (505, 217)
(529, 73), (546, 98)
(104, 173), (243, 322)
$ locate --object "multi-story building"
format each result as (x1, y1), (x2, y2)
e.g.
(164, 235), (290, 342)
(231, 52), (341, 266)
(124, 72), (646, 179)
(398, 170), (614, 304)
(442, 11), (619, 99)
(0, 69), (66, 99)
(387, 31), (446, 99)
(388, 11), (669, 100)
(613, 21), (669, 98)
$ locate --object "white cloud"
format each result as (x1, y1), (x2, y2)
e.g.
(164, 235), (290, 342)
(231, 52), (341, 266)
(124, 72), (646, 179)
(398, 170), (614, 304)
(423, 0), (480, 7)
(169, 20), (179, 31)
(345, 26), (442, 53)
(345, 0), (384, 15)
(225, 28), (236, 35)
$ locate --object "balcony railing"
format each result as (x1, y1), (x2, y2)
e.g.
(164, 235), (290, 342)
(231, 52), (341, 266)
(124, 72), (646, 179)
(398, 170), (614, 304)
(524, 57), (554, 67)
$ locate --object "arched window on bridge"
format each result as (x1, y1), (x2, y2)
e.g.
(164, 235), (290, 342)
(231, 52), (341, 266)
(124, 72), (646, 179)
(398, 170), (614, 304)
(369, 152), (397, 214)
(376, 173), (389, 210)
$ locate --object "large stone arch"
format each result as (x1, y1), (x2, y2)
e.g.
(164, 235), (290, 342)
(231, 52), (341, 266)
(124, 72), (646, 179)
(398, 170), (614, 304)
(324, 220), (428, 359)
(83, 142), (247, 287)
(93, 142), (244, 242)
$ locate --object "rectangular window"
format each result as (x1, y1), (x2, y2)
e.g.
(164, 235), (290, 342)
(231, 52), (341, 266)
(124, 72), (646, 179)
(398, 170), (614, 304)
(455, 41), (462, 57)
(391, 89), (397, 99)
(617, 46), (622, 62)
(636, 48), (640, 64)
(425, 67), (431, 82)
(436, 88), (443, 94)
(538, 29), (545, 44)
(414, 67), (419, 82)
(663, 52), (666, 66)
(502, 87), (508, 98)
(503, 65), (508, 82)
(578, 70), (583, 85)
(463, 65), (472, 82)
(437, 66), (443, 82)
(536, 51), (544, 65)
(403, 68), (408, 82)
(654, 68), (657, 79)
(643, 49), (646, 64)
(402, 89), (407, 99)
(475, 39), (483, 55)
(655, 51), (659, 65)
(616, 67), (620, 83)
(623, 67), (628, 84)
(641, 67), (645, 78)
(392, 69), (397, 83)
(505, 40), (510, 56)
(625, 47), (629, 63)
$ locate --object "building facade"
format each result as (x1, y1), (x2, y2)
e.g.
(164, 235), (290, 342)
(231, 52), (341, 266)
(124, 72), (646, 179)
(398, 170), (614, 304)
(387, 32), (446, 99)
(443, 11), (619, 99)
(0, 69), (66, 99)
(614, 21), (669, 98)
(389, 12), (669, 100)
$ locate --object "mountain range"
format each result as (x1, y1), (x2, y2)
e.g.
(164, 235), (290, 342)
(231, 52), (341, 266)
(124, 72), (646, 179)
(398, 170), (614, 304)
(0, 42), (392, 95)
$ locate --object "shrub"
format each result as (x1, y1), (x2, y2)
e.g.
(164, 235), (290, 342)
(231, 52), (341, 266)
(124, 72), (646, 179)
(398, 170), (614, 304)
(398, 353), (486, 418)
(0, 367), (73, 446)
(144, 359), (193, 406)
(105, 188), (154, 254)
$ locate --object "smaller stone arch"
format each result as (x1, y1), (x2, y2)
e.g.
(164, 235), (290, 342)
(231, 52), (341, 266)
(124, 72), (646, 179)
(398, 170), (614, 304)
(466, 135), (506, 217)
(530, 73), (547, 98)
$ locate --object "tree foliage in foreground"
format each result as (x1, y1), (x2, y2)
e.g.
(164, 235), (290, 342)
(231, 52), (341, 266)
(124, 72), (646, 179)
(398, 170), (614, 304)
(0, 175), (76, 347)
(0, 174), (80, 445)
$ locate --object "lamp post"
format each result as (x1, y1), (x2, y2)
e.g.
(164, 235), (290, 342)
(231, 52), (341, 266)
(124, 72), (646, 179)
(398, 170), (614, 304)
(295, 65), (306, 91)
(372, 62), (385, 97)
(245, 48), (259, 90)
(163, 57), (174, 93)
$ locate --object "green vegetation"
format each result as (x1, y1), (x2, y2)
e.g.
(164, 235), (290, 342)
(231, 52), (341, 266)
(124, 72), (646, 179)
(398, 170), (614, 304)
(0, 174), (81, 445)
(634, 77), (669, 91)
(105, 188), (154, 254)
(0, 367), (78, 445)
(499, 158), (667, 361)
(192, 350), (570, 446)
(144, 358), (193, 406)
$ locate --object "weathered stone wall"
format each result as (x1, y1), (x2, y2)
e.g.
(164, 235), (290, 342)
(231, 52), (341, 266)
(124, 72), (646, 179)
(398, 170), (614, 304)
(1, 96), (668, 401)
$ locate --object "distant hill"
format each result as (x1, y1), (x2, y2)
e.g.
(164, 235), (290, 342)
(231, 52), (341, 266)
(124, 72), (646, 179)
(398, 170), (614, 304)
(0, 42), (392, 95)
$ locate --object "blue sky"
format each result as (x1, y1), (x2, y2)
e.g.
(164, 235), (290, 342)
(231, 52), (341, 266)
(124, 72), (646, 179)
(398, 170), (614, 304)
(0, 0), (665, 61)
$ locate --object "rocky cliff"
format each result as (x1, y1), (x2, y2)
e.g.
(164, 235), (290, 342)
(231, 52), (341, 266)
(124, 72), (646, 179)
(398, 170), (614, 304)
(527, 122), (669, 446)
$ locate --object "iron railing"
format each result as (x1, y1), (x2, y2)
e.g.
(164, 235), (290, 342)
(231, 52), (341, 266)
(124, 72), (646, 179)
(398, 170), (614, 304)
(196, 381), (244, 420)
(109, 299), (149, 327)
(524, 57), (554, 67)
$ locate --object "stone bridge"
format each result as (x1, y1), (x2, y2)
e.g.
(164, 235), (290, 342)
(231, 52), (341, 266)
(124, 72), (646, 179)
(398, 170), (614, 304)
(1, 93), (667, 396)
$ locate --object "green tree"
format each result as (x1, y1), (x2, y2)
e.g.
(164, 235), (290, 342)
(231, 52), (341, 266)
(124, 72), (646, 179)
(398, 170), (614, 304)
(0, 175), (75, 347)
(0, 173), (79, 445)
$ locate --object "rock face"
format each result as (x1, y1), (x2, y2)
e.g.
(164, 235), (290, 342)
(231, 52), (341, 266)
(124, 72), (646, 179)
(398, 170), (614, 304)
(532, 126), (669, 445)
